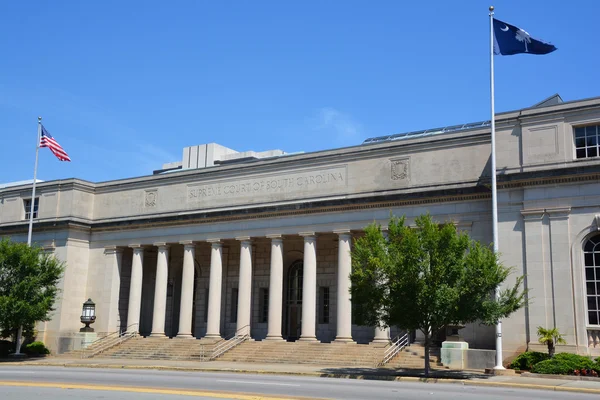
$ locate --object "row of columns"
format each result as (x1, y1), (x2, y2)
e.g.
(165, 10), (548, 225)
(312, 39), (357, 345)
(123, 233), (390, 342)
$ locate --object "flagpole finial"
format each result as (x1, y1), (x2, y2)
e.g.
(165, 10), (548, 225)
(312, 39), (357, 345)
(489, 5), (494, 11)
(38, 116), (42, 122)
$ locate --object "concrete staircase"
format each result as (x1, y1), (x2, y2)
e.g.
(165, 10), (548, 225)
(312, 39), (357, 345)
(215, 340), (386, 366)
(61, 335), (447, 370)
(94, 336), (222, 361)
(385, 343), (446, 369)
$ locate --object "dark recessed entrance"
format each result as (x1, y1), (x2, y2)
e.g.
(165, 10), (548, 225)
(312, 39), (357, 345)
(284, 260), (303, 341)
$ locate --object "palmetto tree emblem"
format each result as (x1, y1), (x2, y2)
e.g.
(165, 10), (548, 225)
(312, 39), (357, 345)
(515, 29), (531, 52)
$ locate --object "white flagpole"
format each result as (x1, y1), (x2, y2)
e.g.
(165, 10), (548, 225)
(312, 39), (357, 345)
(489, 5), (504, 370)
(26, 117), (42, 247)
(15, 117), (42, 357)
(15, 116), (42, 357)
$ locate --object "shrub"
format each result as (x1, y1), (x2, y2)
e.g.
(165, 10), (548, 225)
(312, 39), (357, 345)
(531, 352), (599, 375)
(22, 341), (49, 356)
(509, 351), (549, 371)
(0, 340), (13, 357)
(531, 359), (573, 375)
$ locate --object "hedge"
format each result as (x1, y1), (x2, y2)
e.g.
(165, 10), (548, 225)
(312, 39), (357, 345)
(531, 353), (599, 375)
(508, 351), (549, 371)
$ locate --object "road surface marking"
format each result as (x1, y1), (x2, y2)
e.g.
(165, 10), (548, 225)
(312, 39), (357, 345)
(0, 381), (326, 399)
(218, 379), (301, 387)
(0, 371), (35, 374)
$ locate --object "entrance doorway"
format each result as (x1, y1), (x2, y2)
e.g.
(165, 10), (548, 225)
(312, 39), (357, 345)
(285, 261), (303, 341)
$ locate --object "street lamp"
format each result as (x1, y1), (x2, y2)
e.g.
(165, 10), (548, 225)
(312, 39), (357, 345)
(80, 298), (96, 332)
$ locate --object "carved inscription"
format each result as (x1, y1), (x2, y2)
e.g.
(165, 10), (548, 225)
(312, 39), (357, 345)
(188, 167), (347, 201)
(391, 158), (409, 181)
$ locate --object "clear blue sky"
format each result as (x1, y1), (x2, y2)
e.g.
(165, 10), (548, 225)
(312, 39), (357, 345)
(0, 0), (596, 184)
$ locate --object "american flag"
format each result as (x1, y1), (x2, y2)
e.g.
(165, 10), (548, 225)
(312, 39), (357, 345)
(40, 125), (71, 162)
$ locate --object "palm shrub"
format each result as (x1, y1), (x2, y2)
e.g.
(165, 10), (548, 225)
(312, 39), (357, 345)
(537, 326), (566, 357)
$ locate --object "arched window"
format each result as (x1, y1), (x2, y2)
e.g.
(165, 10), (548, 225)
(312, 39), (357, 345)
(584, 235), (600, 325)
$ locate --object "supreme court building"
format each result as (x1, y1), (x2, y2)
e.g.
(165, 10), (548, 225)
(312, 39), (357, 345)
(2, 94), (600, 362)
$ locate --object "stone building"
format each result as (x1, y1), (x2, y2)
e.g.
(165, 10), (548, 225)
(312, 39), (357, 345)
(1, 94), (600, 361)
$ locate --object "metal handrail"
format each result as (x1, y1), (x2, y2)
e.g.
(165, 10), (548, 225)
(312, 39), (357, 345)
(379, 332), (409, 366)
(81, 323), (139, 359)
(210, 325), (250, 360)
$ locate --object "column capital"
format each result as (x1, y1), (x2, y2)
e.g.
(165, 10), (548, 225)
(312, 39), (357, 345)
(209, 240), (223, 249)
(153, 242), (170, 249)
(104, 246), (123, 255)
(207, 238), (222, 244)
(129, 244), (143, 249)
(179, 240), (195, 246)
(334, 229), (352, 239)
(299, 232), (316, 239)
(266, 234), (283, 240)
(236, 236), (252, 243)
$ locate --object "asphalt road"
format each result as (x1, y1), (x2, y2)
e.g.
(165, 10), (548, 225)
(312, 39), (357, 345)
(0, 366), (597, 400)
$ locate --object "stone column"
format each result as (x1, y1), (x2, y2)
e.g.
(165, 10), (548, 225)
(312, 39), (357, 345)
(300, 233), (318, 341)
(150, 243), (169, 337)
(205, 240), (223, 338)
(373, 325), (391, 344)
(126, 245), (144, 331)
(373, 226), (391, 344)
(103, 246), (123, 333)
(236, 237), (252, 336)
(177, 241), (195, 338)
(266, 235), (284, 340)
(335, 231), (353, 342)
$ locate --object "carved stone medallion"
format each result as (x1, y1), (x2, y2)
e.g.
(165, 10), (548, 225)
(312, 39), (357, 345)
(145, 190), (157, 208)
(391, 159), (409, 181)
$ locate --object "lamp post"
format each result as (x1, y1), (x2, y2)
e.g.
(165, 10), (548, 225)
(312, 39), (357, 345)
(80, 298), (96, 332)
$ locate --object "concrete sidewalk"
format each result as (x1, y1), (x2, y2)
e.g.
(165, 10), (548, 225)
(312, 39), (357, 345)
(4, 356), (600, 394)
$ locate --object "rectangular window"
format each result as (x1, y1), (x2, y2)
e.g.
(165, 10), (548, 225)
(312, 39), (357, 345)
(319, 286), (330, 324)
(259, 288), (269, 323)
(575, 125), (600, 159)
(230, 288), (238, 323)
(24, 198), (39, 220)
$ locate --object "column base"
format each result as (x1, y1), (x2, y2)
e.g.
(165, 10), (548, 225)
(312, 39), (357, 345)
(299, 336), (318, 342)
(149, 332), (167, 337)
(175, 333), (194, 339)
(204, 333), (222, 339)
(334, 337), (355, 343)
(265, 335), (284, 341)
(372, 338), (392, 344)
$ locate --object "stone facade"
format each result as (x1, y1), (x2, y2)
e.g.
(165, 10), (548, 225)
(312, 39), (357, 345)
(2, 95), (600, 361)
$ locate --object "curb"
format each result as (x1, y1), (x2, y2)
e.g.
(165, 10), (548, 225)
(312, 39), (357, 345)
(8, 361), (600, 395)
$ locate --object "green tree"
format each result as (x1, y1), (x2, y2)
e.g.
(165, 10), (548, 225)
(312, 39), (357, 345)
(0, 238), (64, 353)
(537, 326), (566, 358)
(350, 214), (526, 376)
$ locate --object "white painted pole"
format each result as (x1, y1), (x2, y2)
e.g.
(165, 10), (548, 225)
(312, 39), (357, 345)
(489, 6), (504, 370)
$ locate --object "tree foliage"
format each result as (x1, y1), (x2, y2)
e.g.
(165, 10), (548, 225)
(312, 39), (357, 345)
(0, 238), (64, 346)
(350, 214), (526, 375)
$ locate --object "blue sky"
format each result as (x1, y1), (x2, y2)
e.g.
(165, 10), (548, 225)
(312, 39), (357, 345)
(0, 1), (596, 184)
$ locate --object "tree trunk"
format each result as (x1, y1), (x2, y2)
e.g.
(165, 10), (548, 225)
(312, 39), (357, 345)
(424, 332), (431, 377)
(548, 340), (555, 358)
(14, 326), (23, 355)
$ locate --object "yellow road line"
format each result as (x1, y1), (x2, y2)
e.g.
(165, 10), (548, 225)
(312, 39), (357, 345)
(0, 381), (329, 400)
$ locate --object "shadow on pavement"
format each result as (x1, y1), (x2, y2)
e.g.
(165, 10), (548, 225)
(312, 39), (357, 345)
(318, 367), (490, 380)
